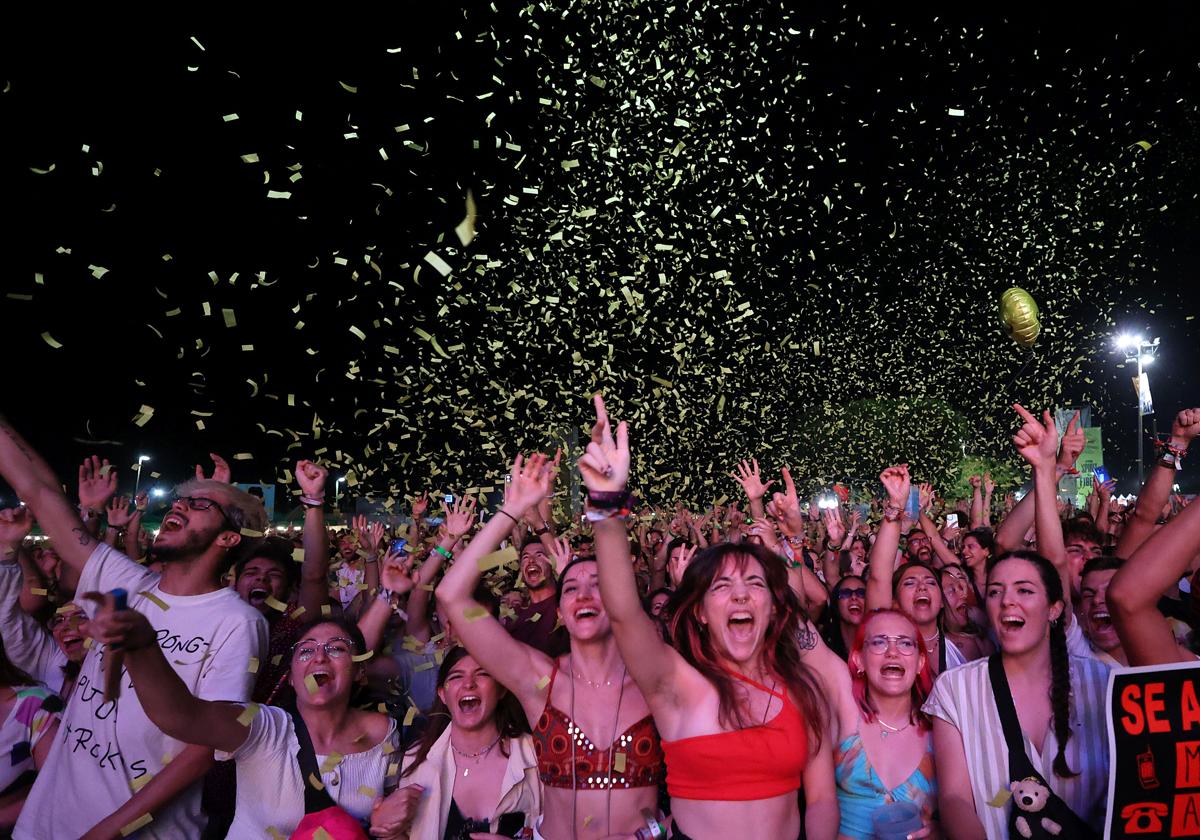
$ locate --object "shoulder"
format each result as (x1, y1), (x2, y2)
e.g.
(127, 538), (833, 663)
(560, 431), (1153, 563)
(930, 656), (990, 699)
(205, 591), (270, 631)
(355, 709), (396, 750)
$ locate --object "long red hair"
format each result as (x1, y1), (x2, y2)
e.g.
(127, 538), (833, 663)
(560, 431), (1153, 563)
(665, 543), (827, 743)
(849, 608), (932, 731)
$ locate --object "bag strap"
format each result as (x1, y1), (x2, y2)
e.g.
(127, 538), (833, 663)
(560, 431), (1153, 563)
(289, 705), (339, 814)
(986, 653), (1039, 780)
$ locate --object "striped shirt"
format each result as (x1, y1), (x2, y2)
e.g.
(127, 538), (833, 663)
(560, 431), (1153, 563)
(922, 655), (1111, 839)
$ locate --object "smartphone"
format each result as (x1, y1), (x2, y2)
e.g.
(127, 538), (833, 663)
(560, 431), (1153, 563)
(1094, 466), (1110, 484)
(444, 493), (455, 504)
(905, 488), (920, 518)
(389, 538), (407, 554)
(945, 513), (959, 529)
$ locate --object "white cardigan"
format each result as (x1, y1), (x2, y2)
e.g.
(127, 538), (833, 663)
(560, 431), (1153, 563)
(400, 727), (541, 840)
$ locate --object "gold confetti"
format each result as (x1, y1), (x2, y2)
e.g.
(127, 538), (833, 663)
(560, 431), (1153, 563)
(138, 591), (169, 611)
(120, 814), (153, 836)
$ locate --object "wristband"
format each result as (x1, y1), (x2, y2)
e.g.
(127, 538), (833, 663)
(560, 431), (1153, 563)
(587, 489), (633, 508)
(532, 525), (550, 536)
(300, 496), (325, 508)
(824, 540), (839, 553)
(496, 509), (520, 526)
(432, 544), (453, 561)
(1160, 452), (1183, 471)
(585, 507), (632, 522)
(882, 503), (902, 523)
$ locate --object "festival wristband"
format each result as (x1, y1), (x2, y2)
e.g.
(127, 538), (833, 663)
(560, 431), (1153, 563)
(432, 545), (453, 561)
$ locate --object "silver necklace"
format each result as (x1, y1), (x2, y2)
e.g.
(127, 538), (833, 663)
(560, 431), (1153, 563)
(450, 734), (501, 777)
(877, 716), (912, 739)
(922, 630), (940, 652)
(572, 669), (614, 689)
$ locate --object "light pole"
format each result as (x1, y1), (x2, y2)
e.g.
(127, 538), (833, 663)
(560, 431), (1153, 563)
(1114, 334), (1160, 484)
(335, 476), (347, 511)
(134, 455), (151, 496)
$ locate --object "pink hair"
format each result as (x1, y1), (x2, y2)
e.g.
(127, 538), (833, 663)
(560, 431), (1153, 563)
(848, 608), (932, 731)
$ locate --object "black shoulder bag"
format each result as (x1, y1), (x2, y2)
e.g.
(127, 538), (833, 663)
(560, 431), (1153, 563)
(987, 654), (1098, 840)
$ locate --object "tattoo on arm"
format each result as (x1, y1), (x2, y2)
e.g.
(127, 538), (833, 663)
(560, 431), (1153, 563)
(72, 527), (95, 547)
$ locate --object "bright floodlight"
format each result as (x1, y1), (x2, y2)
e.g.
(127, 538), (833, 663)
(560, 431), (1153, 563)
(1115, 334), (1141, 351)
(817, 495), (838, 510)
(151, 488), (165, 498)
(138, 454), (151, 462)
(1140, 354), (1155, 366)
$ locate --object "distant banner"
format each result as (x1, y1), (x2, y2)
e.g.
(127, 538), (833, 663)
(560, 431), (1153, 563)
(1133, 374), (1155, 416)
(1105, 661), (1200, 838)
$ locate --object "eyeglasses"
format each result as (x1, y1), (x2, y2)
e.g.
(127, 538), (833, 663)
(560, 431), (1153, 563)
(173, 495), (235, 528)
(292, 637), (355, 662)
(837, 587), (866, 600)
(865, 634), (918, 655)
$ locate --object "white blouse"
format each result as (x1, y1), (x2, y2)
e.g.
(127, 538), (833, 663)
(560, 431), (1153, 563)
(922, 655), (1111, 839)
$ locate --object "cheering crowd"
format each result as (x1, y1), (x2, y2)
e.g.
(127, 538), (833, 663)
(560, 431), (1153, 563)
(0, 399), (1197, 840)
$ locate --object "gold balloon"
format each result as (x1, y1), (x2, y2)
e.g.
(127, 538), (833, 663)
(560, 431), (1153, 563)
(1000, 286), (1040, 347)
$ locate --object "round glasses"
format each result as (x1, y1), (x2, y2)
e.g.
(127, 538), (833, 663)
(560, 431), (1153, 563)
(292, 638), (354, 662)
(865, 634), (917, 656)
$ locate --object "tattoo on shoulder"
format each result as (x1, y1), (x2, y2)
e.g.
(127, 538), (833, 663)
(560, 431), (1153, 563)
(72, 527), (95, 547)
(796, 624), (817, 651)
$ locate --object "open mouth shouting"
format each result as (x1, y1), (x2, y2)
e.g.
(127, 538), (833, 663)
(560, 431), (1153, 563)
(308, 668), (334, 690)
(248, 587), (269, 606)
(845, 601), (863, 618)
(727, 610), (756, 641)
(999, 613), (1026, 635)
(574, 606), (600, 622)
(523, 563), (546, 585)
(878, 661), (907, 680)
(457, 693), (482, 714)
(161, 512), (186, 532)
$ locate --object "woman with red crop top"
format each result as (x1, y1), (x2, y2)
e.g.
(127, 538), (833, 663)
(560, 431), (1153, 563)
(582, 396), (838, 840)
(436, 449), (664, 840)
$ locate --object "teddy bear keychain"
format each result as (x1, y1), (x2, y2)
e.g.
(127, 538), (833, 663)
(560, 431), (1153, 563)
(1009, 777), (1063, 839)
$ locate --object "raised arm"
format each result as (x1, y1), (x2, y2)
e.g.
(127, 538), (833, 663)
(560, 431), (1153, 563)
(1012, 404), (1072, 611)
(969, 475), (984, 530)
(88, 596), (248, 754)
(981, 473), (995, 528)
(434, 455), (554, 707)
(1117, 408), (1200, 558)
(0, 417), (101, 592)
(79, 744), (215, 840)
(866, 465), (910, 612)
(358, 549), (419, 653)
(295, 460), (332, 620)
(731, 458), (776, 523)
(1109, 472), (1200, 666)
(584, 395), (687, 704)
(405, 497), (476, 643)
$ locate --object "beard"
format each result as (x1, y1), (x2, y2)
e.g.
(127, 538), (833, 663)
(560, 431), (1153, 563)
(149, 524), (223, 563)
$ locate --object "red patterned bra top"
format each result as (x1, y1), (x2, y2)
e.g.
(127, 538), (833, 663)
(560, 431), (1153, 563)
(531, 665), (665, 789)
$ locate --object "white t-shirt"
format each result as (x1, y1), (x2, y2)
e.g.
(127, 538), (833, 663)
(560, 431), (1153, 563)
(922, 655), (1111, 839)
(0, 562), (69, 694)
(216, 704), (400, 837)
(14, 544), (267, 840)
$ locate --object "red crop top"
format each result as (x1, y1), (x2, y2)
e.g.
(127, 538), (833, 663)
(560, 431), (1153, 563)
(661, 671), (808, 801)
(531, 665), (665, 789)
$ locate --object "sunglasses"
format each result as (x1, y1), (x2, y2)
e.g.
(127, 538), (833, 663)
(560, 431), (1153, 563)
(837, 587), (866, 600)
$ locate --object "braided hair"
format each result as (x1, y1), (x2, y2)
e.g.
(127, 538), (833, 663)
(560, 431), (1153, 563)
(990, 550), (1077, 778)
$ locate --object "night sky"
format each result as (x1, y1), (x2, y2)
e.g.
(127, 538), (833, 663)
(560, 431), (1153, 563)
(2, 8), (1199, 509)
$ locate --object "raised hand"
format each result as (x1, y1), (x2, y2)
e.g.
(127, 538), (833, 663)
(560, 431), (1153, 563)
(821, 507), (846, 545)
(846, 508), (863, 535)
(295, 460), (328, 499)
(729, 458), (776, 501)
(917, 482), (935, 515)
(0, 506), (34, 549)
(747, 518), (781, 553)
(548, 535), (573, 571)
(983, 472), (995, 495)
(107, 496), (135, 529)
(578, 394), (630, 493)
(441, 496), (478, 540)
(134, 491), (149, 512)
(1056, 410), (1084, 468)
(968, 474), (982, 490)
(353, 515), (386, 555)
(380, 548), (418, 595)
(506, 452), (554, 516)
(1171, 408), (1200, 446)
(79, 455), (118, 512)
(769, 467), (803, 527)
(195, 452), (232, 483)
(411, 492), (429, 520)
(1013, 404), (1060, 468)
(879, 464), (911, 507)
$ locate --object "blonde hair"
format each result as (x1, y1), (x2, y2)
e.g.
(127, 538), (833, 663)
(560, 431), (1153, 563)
(173, 479), (268, 533)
